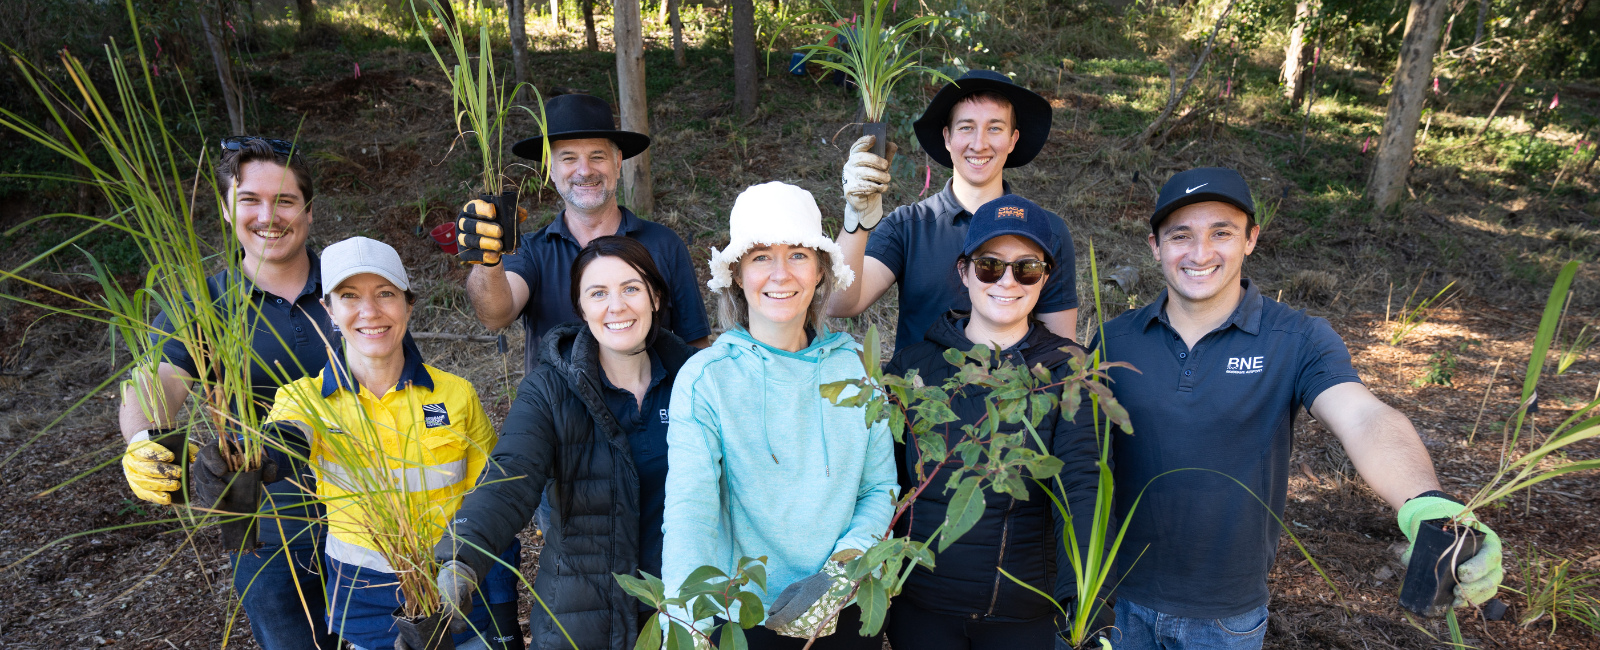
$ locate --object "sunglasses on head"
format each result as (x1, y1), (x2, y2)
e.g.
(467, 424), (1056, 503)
(969, 256), (1051, 285)
(220, 136), (299, 156)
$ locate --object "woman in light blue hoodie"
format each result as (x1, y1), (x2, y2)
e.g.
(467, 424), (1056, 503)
(662, 182), (898, 650)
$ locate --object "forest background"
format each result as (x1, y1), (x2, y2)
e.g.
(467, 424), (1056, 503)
(2, 0), (1600, 647)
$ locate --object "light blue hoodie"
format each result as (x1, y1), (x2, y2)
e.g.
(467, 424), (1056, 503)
(661, 326), (898, 626)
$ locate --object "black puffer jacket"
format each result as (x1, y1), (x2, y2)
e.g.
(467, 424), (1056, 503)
(438, 322), (698, 650)
(885, 312), (1104, 622)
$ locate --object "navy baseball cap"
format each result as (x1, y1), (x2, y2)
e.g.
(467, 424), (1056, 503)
(1150, 167), (1255, 234)
(962, 195), (1058, 265)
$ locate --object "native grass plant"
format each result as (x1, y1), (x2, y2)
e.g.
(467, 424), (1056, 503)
(1555, 323), (1594, 375)
(1387, 280), (1458, 346)
(798, 0), (953, 125)
(415, 0), (549, 197)
(0, 2), (280, 482)
(1511, 546), (1600, 636)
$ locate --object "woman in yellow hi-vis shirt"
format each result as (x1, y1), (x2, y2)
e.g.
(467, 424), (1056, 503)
(261, 237), (523, 650)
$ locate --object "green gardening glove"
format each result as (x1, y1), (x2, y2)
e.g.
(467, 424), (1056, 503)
(1397, 494), (1504, 608)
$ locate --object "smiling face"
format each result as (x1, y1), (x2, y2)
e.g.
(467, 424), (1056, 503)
(226, 160), (312, 266)
(551, 138), (621, 213)
(961, 235), (1048, 331)
(942, 96), (1021, 189)
(736, 244), (822, 333)
(578, 255), (656, 356)
(1148, 201), (1258, 308)
(328, 273), (412, 363)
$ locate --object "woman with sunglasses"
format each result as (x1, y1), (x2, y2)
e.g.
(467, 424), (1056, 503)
(882, 195), (1109, 650)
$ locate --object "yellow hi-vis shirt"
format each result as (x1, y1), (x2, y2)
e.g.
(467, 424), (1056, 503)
(265, 346), (495, 574)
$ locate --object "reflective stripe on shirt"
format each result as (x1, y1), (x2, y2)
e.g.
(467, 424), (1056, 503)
(326, 534), (395, 573)
(317, 459), (470, 493)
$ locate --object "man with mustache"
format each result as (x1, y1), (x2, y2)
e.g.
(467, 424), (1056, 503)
(458, 93), (711, 375)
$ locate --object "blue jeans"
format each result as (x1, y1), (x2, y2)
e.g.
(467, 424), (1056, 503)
(232, 540), (340, 650)
(1110, 598), (1269, 650)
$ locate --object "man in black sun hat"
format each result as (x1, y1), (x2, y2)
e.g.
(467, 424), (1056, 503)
(825, 69), (1079, 353)
(457, 92), (711, 376)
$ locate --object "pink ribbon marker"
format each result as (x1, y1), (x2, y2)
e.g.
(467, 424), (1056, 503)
(154, 36), (163, 59)
(1362, 136), (1370, 154)
(1432, 77), (1439, 94)
(1550, 94), (1560, 110)
(226, 20), (235, 33)
(354, 62), (362, 79)
(920, 164), (931, 197)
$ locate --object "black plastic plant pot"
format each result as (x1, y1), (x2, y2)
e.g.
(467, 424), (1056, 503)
(151, 431), (190, 505)
(393, 608), (457, 650)
(217, 468), (263, 552)
(482, 189), (521, 256)
(1399, 517), (1484, 617)
(861, 121), (889, 158)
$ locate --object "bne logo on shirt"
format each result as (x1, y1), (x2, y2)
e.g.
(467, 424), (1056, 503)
(423, 403), (451, 427)
(659, 408), (670, 424)
(1226, 356), (1266, 374)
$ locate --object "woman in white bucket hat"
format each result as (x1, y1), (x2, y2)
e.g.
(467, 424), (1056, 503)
(660, 182), (897, 648)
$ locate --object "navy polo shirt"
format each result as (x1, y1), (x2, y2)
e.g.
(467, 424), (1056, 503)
(866, 180), (1078, 352)
(152, 249), (331, 548)
(1097, 279), (1362, 618)
(597, 348), (673, 609)
(504, 207), (711, 374)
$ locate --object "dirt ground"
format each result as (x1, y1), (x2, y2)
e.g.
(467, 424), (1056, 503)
(3, 40), (1600, 650)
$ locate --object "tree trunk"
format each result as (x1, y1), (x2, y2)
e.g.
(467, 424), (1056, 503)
(1471, 0), (1487, 49)
(1366, 0), (1451, 210)
(583, 0), (598, 50)
(508, 0), (530, 103)
(731, 0), (757, 118)
(199, 3), (245, 135)
(295, 0), (318, 34)
(1283, 0), (1314, 107)
(669, 0), (686, 68)
(552, 0), (564, 27)
(615, 0), (653, 215)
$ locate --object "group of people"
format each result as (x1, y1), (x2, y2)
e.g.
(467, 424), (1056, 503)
(118, 70), (1504, 650)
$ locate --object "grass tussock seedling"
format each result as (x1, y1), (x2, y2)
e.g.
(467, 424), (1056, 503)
(1387, 280), (1457, 347)
(1511, 546), (1600, 636)
(799, 0), (952, 154)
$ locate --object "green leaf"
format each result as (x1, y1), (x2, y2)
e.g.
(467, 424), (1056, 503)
(745, 561), (768, 593)
(820, 380), (852, 403)
(636, 613), (663, 650)
(943, 348), (966, 367)
(864, 324), (881, 370)
(857, 576), (889, 635)
(1524, 261), (1580, 404)
(720, 621), (747, 650)
(735, 591), (766, 628)
(616, 573), (664, 607)
(690, 595), (718, 624)
(666, 622), (695, 650)
(939, 476), (986, 552)
(684, 565), (728, 587)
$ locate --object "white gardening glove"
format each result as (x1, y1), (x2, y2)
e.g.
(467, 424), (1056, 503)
(842, 136), (895, 233)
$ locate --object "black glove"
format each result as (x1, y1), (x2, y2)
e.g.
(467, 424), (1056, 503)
(192, 441), (279, 510)
(455, 191), (525, 266)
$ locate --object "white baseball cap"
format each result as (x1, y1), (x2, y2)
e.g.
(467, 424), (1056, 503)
(321, 237), (411, 297)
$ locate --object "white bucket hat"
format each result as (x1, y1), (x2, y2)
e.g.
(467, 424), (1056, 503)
(707, 182), (855, 292)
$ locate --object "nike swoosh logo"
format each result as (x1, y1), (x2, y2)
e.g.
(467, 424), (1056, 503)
(1185, 183), (1209, 194)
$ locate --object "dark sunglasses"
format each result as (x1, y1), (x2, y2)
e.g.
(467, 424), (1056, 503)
(969, 256), (1051, 285)
(220, 136), (299, 156)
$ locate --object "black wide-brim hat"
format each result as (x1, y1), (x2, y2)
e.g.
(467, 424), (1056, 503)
(511, 93), (651, 161)
(913, 69), (1052, 169)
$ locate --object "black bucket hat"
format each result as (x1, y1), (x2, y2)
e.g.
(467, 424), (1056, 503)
(511, 93), (651, 161)
(913, 69), (1052, 169)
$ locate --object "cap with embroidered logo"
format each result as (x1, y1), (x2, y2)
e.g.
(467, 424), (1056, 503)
(961, 194), (1058, 265)
(1150, 167), (1255, 234)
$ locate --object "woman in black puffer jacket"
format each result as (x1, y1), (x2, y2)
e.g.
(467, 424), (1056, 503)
(434, 237), (699, 650)
(884, 197), (1110, 650)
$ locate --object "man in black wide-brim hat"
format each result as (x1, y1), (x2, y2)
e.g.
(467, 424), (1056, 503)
(824, 69), (1079, 355)
(456, 92), (711, 375)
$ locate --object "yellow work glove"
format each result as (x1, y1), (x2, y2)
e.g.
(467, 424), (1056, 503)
(122, 429), (196, 505)
(455, 194), (527, 266)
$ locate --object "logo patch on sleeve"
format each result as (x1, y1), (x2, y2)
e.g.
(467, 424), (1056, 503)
(423, 403), (451, 427)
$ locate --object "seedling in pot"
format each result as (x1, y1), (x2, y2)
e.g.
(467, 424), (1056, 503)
(799, 0), (952, 157)
(1401, 260), (1600, 617)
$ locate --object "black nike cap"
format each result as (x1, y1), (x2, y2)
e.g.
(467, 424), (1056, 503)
(1150, 167), (1255, 234)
